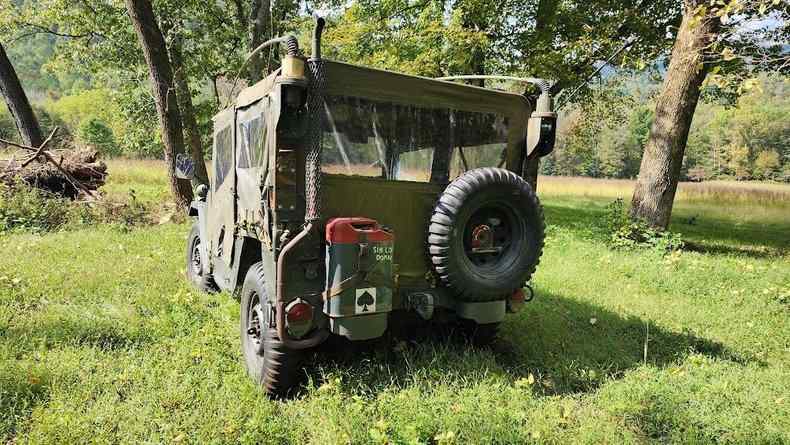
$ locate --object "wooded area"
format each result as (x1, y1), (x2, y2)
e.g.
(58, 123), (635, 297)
(0, 0), (788, 228)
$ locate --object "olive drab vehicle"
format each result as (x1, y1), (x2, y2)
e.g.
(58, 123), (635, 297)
(180, 18), (557, 397)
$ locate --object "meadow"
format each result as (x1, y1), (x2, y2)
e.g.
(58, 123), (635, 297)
(1, 159), (788, 444)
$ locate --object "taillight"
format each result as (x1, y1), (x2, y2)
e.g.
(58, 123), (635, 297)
(507, 286), (535, 313)
(285, 299), (314, 338)
(507, 289), (526, 313)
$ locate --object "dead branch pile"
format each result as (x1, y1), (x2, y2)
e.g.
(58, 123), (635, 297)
(0, 128), (107, 199)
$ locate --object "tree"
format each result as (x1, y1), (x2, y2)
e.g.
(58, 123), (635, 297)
(0, 43), (43, 147)
(248, 0), (271, 83)
(631, 0), (788, 228)
(630, 3), (719, 228)
(754, 150), (780, 180)
(170, 36), (209, 185)
(125, 0), (192, 208)
(2, 0), (244, 161)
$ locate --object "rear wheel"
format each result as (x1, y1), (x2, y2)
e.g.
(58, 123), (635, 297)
(186, 222), (218, 293)
(240, 262), (304, 398)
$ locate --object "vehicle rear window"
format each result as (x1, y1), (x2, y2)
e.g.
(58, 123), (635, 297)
(321, 95), (508, 183)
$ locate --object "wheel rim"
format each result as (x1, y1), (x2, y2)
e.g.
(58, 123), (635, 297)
(246, 292), (264, 354)
(190, 235), (203, 277)
(462, 201), (524, 271)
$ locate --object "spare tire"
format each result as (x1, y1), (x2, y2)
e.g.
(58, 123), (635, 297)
(428, 167), (544, 302)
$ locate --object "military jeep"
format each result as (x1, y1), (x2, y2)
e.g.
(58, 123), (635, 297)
(183, 18), (556, 397)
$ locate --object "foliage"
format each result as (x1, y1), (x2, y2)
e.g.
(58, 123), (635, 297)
(0, 106), (15, 140)
(67, 190), (152, 231)
(317, 1), (490, 78)
(601, 198), (684, 253)
(685, 75), (790, 181)
(697, 0), (790, 99)
(315, 0), (680, 98)
(0, 181), (69, 233)
(547, 78), (648, 178)
(0, 0), (254, 159)
(0, 179), (154, 234)
(77, 118), (120, 156)
(545, 74), (789, 182)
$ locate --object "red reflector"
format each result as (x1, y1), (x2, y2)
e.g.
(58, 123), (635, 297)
(286, 301), (313, 323)
(508, 289), (525, 313)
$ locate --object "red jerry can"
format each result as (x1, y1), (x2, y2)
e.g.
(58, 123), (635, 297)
(324, 217), (394, 340)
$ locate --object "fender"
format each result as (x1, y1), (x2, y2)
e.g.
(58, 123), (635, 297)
(189, 201), (211, 275)
(228, 236), (262, 293)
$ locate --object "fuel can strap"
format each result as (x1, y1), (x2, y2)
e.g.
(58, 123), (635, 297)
(322, 270), (394, 301)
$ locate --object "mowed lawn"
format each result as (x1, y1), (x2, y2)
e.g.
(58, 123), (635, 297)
(1, 161), (788, 444)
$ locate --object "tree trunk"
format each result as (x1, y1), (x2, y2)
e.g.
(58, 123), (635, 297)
(0, 43), (44, 148)
(125, 0), (193, 208)
(248, 0), (271, 83)
(170, 38), (209, 186)
(630, 3), (718, 229)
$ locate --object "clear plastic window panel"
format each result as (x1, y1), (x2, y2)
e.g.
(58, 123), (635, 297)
(213, 126), (233, 190)
(321, 95), (509, 183)
(237, 116), (266, 169)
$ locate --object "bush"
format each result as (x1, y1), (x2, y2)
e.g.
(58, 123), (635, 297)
(0, 182), (70, 233)
(0, 183), (152, 234)
(78, 118), (121, 156)
(601, 198), (684, 253)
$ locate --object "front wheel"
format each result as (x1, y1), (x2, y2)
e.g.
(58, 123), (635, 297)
(240, 262), (304, 398)
(186, 222), (218, 293)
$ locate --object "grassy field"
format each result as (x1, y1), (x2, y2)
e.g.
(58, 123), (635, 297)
(1, 160), (788, 444)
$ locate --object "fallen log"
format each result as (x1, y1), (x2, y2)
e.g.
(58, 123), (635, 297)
(0, 129), (107, 199)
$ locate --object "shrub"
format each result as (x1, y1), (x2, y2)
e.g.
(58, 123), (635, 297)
(0, 183), (152, 234)
(67, 190), (151, 231)
(78, 118), (121, 156)
(601, 198), (684, 253)
(0, 182), (70, 233)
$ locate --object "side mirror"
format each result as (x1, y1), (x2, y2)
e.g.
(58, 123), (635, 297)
(175, 153), (195, 180)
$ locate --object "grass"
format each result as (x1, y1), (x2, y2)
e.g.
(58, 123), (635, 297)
(1, 160), (788, 444)
(100, 159), (172, 204)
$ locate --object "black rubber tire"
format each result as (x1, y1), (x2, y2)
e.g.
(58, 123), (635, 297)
(186, 222), (218, 293)
(240, 262), (303, 398)
(428, 167), (544, 302)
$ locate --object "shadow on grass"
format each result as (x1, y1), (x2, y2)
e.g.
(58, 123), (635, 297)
(681, 240), (786, 259)
(303, 290), (754, 398)
(1, 315), (152, 352)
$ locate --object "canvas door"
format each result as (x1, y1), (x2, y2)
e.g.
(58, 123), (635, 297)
(208, 118), (237, 272)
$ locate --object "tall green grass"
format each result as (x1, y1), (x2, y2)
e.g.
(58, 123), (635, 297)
(0, 160), (787, 443)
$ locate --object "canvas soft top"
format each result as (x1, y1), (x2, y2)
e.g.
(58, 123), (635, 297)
(230, 60), (532, 122)
(324, 60), (531, 120)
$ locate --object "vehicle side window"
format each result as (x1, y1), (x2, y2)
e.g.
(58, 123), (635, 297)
(213, 126), (233, 190)
(449, 112), (509, 179)
(237, 116), (266, 169)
